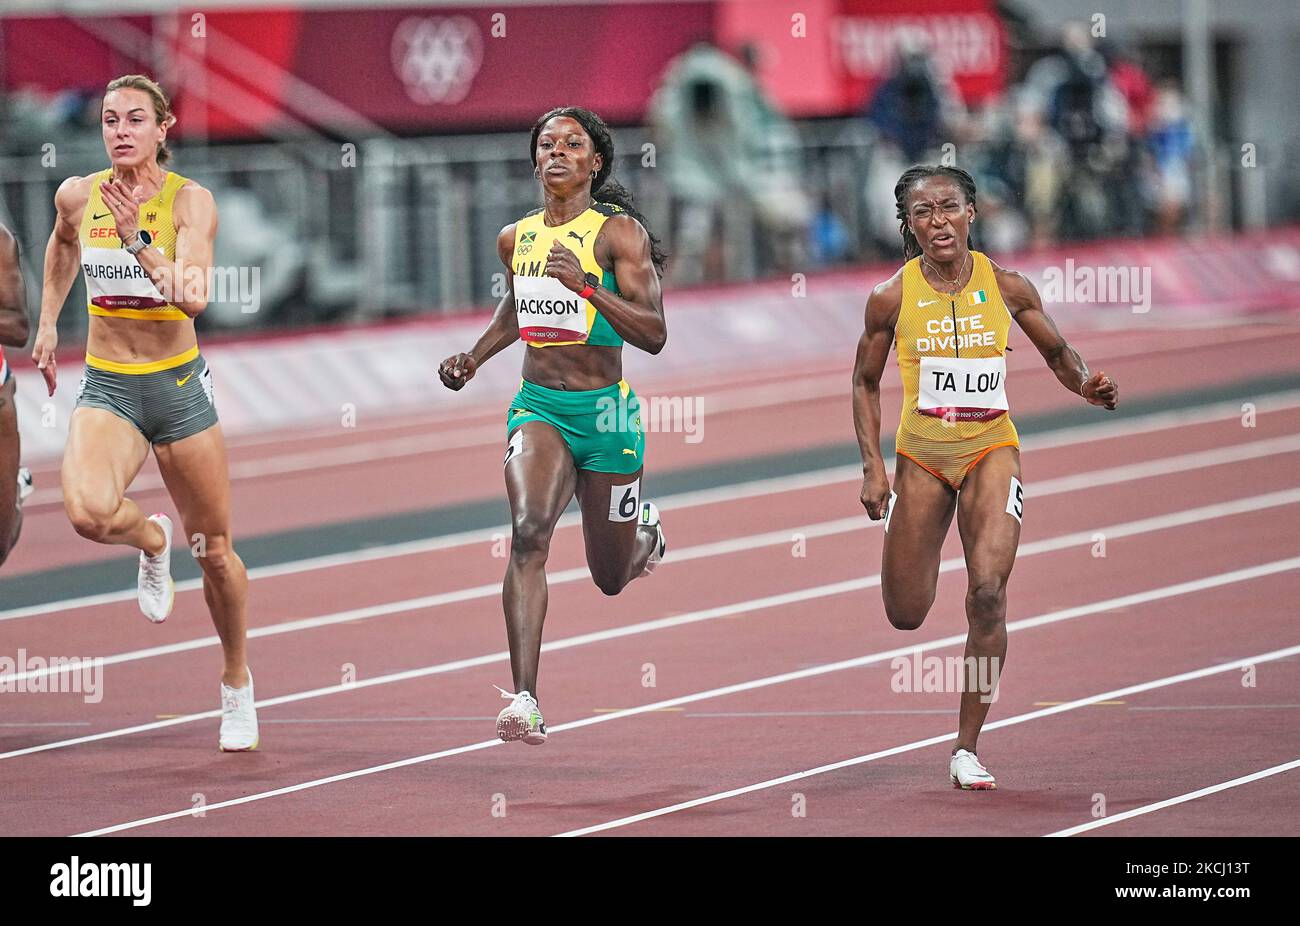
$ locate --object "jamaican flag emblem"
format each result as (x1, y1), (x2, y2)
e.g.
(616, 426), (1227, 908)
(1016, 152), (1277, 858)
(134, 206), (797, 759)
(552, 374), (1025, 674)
(518, 230), (537, 255)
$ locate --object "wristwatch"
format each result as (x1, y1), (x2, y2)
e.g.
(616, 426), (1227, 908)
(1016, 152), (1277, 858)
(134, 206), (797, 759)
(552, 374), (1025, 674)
(578, 272), (599, 300)
(123, 229), (152, 256)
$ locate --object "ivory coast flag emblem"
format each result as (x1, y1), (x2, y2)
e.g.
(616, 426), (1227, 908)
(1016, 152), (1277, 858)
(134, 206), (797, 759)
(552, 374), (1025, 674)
(968, 290), (988, 305)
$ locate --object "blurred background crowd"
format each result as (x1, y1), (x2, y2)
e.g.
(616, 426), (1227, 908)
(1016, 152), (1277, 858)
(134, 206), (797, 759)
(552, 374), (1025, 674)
(1, 0), (1296, 336)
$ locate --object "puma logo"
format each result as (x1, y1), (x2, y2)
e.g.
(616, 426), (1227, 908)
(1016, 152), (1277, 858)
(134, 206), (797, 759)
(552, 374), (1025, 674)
(568, 230), (589, 247)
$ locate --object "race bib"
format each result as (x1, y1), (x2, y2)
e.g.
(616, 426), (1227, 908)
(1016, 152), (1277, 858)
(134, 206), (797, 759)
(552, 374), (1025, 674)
(918, 356), (1008, 422)
(82, 246), (169, 309)
(609, 479), (641, 522)
(514, 275), (588, 343)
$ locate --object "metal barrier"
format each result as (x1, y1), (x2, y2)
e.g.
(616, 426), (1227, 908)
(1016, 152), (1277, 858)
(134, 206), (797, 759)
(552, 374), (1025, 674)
(0, 116), (1251, 339)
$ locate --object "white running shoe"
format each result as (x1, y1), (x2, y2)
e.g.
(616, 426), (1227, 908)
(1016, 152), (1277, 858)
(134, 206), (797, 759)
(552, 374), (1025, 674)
(950, 748), (997, 790)
(137, 513), (175, 623)
(16, 466), (32, 503)
(495, 686), (546, 745)
(219, 668), (259, 752)
(638, 501), (666, 577)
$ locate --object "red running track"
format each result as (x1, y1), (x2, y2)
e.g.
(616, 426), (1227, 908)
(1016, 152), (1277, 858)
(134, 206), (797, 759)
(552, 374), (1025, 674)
(6, 323), (1299, 574)
(1, 325), (1298, 836)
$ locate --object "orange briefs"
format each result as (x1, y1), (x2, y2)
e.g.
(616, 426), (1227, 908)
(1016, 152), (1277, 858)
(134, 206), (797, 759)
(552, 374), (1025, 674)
(895, 414), (1019, 490)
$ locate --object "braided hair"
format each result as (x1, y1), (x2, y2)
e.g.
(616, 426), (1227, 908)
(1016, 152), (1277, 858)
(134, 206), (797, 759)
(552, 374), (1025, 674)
(529, 106), (667, 276)
(894, 165), (978, 261)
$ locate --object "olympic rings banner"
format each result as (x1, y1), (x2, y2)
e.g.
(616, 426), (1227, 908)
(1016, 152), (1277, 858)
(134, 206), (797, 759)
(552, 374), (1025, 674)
(2, 0), (1003, 138)
(2, 4), (713, 138)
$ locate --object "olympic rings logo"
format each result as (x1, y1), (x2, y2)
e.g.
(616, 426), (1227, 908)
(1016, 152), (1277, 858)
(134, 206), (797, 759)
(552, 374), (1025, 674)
(391, 16), (484, 105)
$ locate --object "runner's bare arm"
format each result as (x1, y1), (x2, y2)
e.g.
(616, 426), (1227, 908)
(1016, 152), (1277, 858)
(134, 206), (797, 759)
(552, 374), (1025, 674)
(581, 214), (666, 354)
(0, 225), (29, 348)
(854, 271), (903, 518)
(997, 265), (1118, 410)
(33, 176), (91, 392)
(105, 179), (216, 317)
(439, 224), (521, 390)
(38, 177), (87, 333)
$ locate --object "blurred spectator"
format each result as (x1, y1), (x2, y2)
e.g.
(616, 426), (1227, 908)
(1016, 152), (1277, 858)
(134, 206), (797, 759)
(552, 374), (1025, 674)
(649, 41), (811, 284)
(810, 191), (853, 265)
(1146, 80), (1195, 233)
(1101, 40), (1157, 236)
(1022, 22), (1128, 142)
(1104, 41), (1156, 137)
(864, 48), (947, 163)
(979, 92), (1067, 249)
(1020, 22), (1135, 240)
(861, 35), (966, 255)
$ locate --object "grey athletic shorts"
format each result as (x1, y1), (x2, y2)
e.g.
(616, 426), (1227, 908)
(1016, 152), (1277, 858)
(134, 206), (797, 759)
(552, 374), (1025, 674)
(75, 348), (218, 444)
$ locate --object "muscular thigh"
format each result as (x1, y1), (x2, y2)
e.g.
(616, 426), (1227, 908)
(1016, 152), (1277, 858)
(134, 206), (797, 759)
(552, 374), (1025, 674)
(504, 421), (578, 538)
(574, 466), (643, 572)
(956, 445), (1022, 582)
(62, 406), (150, 512)
(882, 454), (958, 603)
(152, 423), (231, 543)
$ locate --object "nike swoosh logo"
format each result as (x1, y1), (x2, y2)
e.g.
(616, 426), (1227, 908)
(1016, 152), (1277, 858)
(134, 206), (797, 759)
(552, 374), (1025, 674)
(92, 212), (110, 220)
(175, 372), (195, 387)
(918, 299), (940, 307)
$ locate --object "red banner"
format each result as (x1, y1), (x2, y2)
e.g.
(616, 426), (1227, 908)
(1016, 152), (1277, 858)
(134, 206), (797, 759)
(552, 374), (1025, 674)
(2, 4), (713, 138)
(2, 1), (1002, 137)
(832, 0), (1005, 106)
(717, 0), (1005, 115)
(283, 3), (715, 133)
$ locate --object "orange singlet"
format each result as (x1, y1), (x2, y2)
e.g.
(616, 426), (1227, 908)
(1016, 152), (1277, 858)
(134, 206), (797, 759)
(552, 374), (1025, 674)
(894, 251), (1019, 489)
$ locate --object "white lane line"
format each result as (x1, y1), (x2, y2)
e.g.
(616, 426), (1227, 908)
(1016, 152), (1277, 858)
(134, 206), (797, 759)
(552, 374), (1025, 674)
(7, 390), (1300, 622)
(1044, 759), (1300, 837)
(6, 488), (1300, 759)
(6, 430), (1300, 689)
(24, 321), (1278, 477)
(18, 361), (827, 480)
(21, 371), (855, 507)
(554, 644), (1300, 837)
(29, 327), (1222, 494)
(69, 559), (1300, 836)
(32, 322), (1253, 476)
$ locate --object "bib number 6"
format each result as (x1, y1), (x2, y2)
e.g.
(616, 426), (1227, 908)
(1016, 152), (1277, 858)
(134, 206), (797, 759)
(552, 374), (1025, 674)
(609, 479), (642, 522)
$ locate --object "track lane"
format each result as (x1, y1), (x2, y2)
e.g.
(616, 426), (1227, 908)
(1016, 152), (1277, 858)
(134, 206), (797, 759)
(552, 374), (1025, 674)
(4, 417), (1298, 745)
(9, 482), (1295, 835)
(7, 324), (1297, 574)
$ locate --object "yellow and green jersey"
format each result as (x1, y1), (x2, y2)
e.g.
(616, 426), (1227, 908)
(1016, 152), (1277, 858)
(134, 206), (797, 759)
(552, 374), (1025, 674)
(511, 202), (625, 348)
